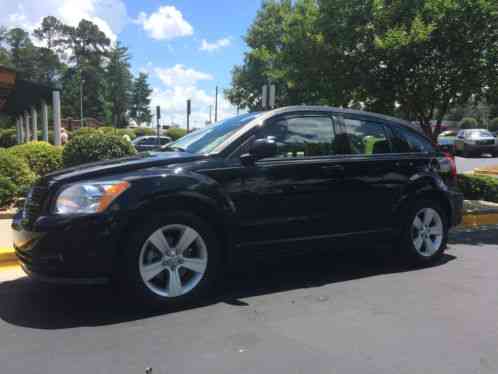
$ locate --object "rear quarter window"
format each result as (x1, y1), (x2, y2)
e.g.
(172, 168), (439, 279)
(391, 126), (434, 153)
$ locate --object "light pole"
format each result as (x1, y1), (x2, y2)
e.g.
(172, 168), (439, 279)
(80, 75), (85, 127)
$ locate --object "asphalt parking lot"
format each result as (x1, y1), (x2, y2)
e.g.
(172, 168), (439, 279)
(0, 226), (497, 374)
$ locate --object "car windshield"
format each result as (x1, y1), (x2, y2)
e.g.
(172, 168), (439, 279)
(439, 131), (456, 137)
(468, 130), (494, 138)
(163, 112), (261, 154)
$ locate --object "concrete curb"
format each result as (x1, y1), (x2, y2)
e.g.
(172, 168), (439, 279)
(1, 211), (498, 270)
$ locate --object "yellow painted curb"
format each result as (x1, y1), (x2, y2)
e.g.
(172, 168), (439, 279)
(0, 248), (17, 267)
(473, 168), (498, 176)
(461, 213), (498, 228)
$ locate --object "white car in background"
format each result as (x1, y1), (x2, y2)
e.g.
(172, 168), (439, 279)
(454, 129), (498, 157)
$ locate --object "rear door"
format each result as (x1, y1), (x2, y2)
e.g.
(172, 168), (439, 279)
(339, 115), (401, 235)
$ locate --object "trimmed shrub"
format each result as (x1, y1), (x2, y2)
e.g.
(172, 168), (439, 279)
(0, 176), (17, 208)
(71, 127), (101, 138)
(459, 117), (478, 130)
(98, 126), (116, 134)
(489, 118), (498, 133)
(62, 133), (137, 167)
(458, 174), (498, 203)
(97, 127), (136, 140)
(8, 141), (63, 176)
(166, 127), (187, 140)
(132, 127), (156, 137)
(0, 128), (17, 148)
(0, 149), (36, 196)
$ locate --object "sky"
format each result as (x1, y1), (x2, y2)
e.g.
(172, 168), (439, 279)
(0, 0), (262, 128)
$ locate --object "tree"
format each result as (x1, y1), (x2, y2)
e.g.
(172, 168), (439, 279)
(129, 72), (152, 126)
(34, 16), (64, 49)
(105, 43), (133, 128)
(489, 118), (498, 133)
(0, 27), (11, 66)
(228, 0), (498, 140)
(225, 0), (329, 110)
(59, 20), (111, 121)
(459, 117), (478, 130)
(5, 28), (39, 80)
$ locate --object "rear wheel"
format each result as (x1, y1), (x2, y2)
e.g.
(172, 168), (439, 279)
(400, 200), (448, 264)
(120, 212), (221, 307)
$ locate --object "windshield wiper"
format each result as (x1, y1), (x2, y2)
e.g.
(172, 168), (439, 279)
(163, 145), (187, 152)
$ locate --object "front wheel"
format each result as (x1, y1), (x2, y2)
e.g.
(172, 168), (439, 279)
(400, 201), (448, 264)
(120, 212), (221, 307)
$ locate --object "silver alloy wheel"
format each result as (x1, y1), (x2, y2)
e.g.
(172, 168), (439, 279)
(139, 224), (208, 298)
(411, 208), (444, 257)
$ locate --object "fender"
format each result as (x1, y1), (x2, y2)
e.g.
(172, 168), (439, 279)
(392, 170), (453, 231)
(114, 167), (238, 258)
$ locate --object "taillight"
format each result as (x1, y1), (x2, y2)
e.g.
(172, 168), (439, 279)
(443, 152), (457, 181)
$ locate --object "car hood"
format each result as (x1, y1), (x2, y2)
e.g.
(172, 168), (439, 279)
(42, 151), (207, 185)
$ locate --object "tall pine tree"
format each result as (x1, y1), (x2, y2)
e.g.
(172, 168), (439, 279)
(106, 42), (133, 128)
(130, 72), (152, 126)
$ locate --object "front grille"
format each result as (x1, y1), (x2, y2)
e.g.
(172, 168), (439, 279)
(477, 139), (494, 145)
(23, 186), (49, 223)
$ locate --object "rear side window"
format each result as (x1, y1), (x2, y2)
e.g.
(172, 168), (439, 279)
(258, 115), (339, 158)
(391, 126), (434, 153)
(343, 118), (391, 155)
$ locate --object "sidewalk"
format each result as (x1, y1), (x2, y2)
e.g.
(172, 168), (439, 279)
(0, 220), (12, 250)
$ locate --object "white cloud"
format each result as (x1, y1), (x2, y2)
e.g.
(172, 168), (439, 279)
(155, 64), (213, 87)
(135, 6), (193, 41)
(200, 37), (232, 52)
(1, 0), (127, 42)
(151, 86), (237, 129)
(150, 63), (237, 129)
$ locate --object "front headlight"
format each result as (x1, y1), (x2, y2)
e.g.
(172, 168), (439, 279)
(53, 181), (130, 215)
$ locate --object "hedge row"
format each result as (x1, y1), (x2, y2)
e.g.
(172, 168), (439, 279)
(457, 174), (498, 203)
(0, 149), (37, 206)
(62, 132), (137, 167)
(0, 131), (138, 208)
(0, 128), (67, 148)
(9, 142), (63, 176)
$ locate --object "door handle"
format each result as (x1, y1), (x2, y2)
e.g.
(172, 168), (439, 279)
(321, 165), (344, 174)
(395, 161), (414, 168)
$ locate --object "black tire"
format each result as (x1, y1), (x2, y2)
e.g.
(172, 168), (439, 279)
(118, 211), (221, 308)
(399, 200), (448, 265)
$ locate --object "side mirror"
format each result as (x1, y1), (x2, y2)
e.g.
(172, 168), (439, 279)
(240, 137), (278, 166)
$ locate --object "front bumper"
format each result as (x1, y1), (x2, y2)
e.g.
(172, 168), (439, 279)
(12, 211), (123, 283)
(465, 143), (497, 154)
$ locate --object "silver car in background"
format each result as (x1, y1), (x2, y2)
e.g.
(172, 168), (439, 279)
(454, 129), (498, 157)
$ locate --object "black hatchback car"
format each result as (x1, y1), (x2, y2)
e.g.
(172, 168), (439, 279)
(12, 106), (463, 306)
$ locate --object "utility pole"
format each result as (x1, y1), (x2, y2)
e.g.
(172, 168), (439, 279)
(186, 99), (191, 132)
(80, 75), (85, 127)
(214, 86), (218, 123)
(156, 106), (161, 147)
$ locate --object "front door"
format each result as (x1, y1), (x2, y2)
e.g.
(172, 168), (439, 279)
(227, 112), (350, 250)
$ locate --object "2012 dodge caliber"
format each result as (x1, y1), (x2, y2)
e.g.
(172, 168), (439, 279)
(12, 106), (463, 306)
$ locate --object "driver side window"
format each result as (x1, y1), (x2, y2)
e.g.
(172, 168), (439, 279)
(256, 115), (338, 159)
